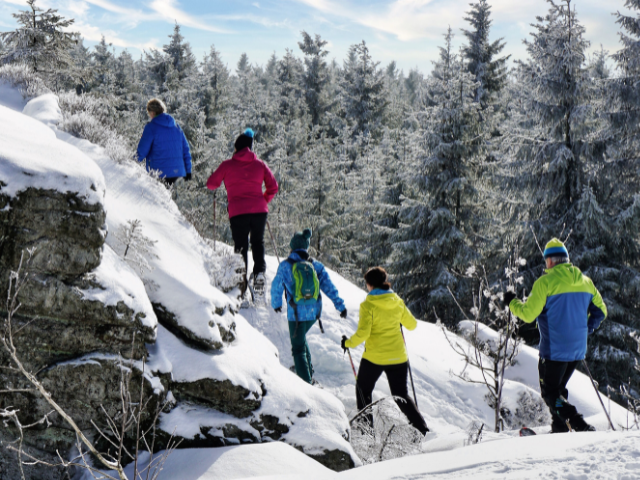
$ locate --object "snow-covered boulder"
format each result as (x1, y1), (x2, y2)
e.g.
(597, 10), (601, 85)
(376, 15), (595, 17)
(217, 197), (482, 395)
(0, 89), (357, 478)
(0, 100), (160, 480)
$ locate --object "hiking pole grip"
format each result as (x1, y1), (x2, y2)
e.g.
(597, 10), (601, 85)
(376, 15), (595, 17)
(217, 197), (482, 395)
(401, 327), (419, 407)
(582, 359), (615, 431)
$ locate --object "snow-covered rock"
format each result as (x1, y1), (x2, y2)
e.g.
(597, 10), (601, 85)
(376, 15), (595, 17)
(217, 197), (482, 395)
(3, 89), (355, 469)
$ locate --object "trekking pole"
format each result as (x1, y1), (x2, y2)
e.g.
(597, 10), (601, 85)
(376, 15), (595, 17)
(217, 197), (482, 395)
(266, 220), (281, 263)
(346, 348), (357, 379)
(345, 346), (368, 414)
(582, 359), (616, 431)
(401, 327), (419, 407)
(212, 190), (217, 251)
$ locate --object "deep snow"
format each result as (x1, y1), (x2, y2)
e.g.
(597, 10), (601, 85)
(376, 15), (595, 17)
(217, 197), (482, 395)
(10, 90), (357, 463)
(247, 255), (629, 436)
(0, 102), (105, 204)
(4, 87), (639, 480)
(81, 430), (640, 480)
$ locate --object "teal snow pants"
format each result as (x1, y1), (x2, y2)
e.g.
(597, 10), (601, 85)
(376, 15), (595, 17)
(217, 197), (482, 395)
(288, 320), (316, 384)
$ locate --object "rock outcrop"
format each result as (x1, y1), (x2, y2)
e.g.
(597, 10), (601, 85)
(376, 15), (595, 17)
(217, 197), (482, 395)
(0, 97), (356, 480)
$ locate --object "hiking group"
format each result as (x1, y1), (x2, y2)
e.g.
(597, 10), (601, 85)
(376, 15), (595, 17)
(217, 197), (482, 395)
(136, 98), (608, 437)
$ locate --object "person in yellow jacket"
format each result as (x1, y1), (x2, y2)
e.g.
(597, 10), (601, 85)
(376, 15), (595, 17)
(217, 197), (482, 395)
(341, 267), (429, 435)
(504, 238), (607, 433)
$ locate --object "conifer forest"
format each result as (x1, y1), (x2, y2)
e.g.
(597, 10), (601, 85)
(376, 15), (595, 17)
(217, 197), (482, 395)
(2, 0), (640, 406)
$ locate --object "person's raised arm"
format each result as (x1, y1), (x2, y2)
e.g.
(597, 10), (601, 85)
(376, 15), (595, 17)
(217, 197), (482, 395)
(587, 281), (607, 333)
(399, 302), (418, 331)
(345, 305), (372, 349)
(316, 263), (346, 313)
(263, 162), (279, 203)
(270, 263), (287, 311)
(207, 162), (227, 190)
(509, 278), (548, 324)
(136, 124), (153, 162)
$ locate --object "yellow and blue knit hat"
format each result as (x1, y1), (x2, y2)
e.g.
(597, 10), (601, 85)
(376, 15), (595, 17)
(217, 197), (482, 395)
(543, 238), (569, 259)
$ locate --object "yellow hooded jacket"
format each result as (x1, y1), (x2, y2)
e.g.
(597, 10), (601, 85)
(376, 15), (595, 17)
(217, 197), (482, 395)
(345, 290), (417, 365)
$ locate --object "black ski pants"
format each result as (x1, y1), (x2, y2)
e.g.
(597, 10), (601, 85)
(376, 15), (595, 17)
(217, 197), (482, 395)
(356, 358), (429, 435)
(539, 358), (584, 432)
(229, 213), (267, 276)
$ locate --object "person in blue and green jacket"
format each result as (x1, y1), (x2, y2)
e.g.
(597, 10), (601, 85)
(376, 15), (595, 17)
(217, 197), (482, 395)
(504, 238), (607, 433)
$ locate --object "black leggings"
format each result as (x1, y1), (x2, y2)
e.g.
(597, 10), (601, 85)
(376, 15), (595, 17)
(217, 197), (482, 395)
(229, 213), (267, 276)
(355, 358), (428, 435)
(539, 359), (586, 432)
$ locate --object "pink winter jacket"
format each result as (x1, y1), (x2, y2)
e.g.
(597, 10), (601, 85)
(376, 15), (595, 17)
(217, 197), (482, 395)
(206, 148), (279, 218)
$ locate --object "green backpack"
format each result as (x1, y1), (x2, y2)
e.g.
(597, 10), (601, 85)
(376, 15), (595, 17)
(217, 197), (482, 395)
(288, 259), (320, 305)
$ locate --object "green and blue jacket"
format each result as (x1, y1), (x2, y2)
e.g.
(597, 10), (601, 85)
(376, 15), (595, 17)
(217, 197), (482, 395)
(509, 263), (607, 362)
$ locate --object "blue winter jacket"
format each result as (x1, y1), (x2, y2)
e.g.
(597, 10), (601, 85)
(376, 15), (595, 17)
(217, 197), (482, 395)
(510, 263), (607, 362)
(136, 113), (192, 179)
(271, 250), (346, 322)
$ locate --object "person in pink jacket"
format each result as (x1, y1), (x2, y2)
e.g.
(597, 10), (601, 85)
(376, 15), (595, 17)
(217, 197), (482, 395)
(206, 128), (278, 293)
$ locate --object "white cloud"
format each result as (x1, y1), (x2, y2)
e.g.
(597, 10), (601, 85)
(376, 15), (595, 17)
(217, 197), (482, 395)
(149, 0), (232, 33)
(84, 0), (156, 19)
(74, 19), (157, 49)
(0, 0), (29, 6)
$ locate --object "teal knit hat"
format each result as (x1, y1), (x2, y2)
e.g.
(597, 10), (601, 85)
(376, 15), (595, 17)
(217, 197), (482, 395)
(290, 228), (312, 251)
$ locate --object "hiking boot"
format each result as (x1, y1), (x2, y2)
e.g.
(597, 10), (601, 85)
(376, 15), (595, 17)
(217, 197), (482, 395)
(568, 413), (594, 432)
(550, 416), (570, 433)
(254, 272), (266, 296)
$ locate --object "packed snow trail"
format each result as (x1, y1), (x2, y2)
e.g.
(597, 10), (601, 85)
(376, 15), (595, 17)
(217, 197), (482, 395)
(243, 254), (629, 440)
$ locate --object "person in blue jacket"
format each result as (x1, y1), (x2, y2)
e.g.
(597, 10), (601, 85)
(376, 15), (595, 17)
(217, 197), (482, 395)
(271, 228), (347, 384)
(137, 98), (192, 187)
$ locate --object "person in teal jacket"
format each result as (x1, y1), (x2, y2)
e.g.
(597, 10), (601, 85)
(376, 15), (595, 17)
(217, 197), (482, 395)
(505, 238), (607, 433)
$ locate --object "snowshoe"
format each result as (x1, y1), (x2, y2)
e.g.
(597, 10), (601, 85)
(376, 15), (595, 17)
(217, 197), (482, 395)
(253, 272), (266, 299)
(247, 272), (266, 305)
(519, 427), (537, 437)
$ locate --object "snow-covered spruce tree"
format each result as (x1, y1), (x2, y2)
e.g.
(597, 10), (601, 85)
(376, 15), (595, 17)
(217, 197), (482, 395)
(584, 0), (640, 401)
(505, 0), (640, 400)
(460, 0), (509, 111)
(163, 22), (196, 81)
(91, 36), (117, 95)
(201, 45), (230, 124)
(340, 41), (388, 139)
(298, 31), (331, 127)
(392, 28), (483, 324)
(0, 0), (78, 77)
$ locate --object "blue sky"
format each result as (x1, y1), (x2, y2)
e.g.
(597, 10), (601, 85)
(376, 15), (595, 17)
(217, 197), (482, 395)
(0, 0), (629, 74)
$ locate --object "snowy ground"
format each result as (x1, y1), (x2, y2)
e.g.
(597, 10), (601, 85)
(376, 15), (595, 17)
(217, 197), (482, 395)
(4, 86), (640, 480)
(245, 255), (629, 436)
(83, 430), (640, 480)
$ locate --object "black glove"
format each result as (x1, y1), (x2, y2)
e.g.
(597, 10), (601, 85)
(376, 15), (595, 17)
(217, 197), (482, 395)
(185, 173), (192, 181)
(341, 335), (348, 353)
(274, 307), (282, 313)
(503, 291), (516, 307)
(340, 309), (348, 319)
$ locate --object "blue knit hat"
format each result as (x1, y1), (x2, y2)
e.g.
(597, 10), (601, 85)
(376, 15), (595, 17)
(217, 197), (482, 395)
(290, 228), (312, 251)
(543, 238), (569, 259)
